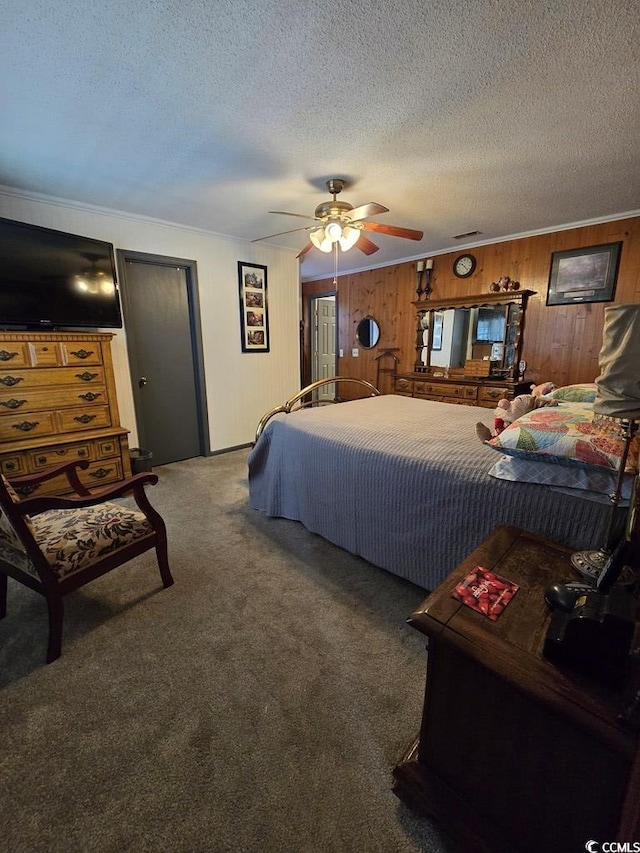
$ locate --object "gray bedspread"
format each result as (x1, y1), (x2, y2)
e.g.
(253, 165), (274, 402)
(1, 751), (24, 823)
(247, 394), (614, 590)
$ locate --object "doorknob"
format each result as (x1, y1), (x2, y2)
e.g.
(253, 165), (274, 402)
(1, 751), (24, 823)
(138, 376), (147, 388)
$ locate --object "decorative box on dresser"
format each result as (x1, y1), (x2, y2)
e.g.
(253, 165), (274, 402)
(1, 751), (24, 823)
(0, 331), (131, 495)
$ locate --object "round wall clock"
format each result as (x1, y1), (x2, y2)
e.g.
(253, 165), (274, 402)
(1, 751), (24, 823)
(453, 253), (477, 278)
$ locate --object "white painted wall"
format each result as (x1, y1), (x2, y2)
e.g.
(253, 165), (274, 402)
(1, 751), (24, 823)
(0, 188), (301, 452)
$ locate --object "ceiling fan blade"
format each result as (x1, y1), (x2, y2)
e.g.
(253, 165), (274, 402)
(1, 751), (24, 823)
(297, 242), (313, 260)
(268, 210), (319, 221)
(361, 221), (424, 241)
(346, 202), (389, 222)
(252, 225), (312, 242)
(356, 234), (380, 255)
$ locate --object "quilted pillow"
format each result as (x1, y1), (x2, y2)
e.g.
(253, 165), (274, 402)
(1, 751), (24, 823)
(549, 383), (597, 403)
(487, 402), (639, 474)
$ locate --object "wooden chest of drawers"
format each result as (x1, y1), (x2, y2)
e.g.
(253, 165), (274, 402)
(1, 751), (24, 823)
(0, 331), (131, 495)
(395, 373), (517, 408)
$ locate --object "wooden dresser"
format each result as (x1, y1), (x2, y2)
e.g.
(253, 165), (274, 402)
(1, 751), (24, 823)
(393, 526), (640, 852)
(0, 331), (131, 495)
(395, 373), (518, 407)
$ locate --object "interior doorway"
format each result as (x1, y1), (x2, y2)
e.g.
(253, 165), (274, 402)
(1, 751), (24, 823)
(310, 294), (337, 401)
(116, 250), (209, 467)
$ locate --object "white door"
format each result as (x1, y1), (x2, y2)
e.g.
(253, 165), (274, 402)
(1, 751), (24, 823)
(312, 296), (336, 402)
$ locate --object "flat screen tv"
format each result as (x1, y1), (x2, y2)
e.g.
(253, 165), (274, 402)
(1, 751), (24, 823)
(0, 217), (122, 329)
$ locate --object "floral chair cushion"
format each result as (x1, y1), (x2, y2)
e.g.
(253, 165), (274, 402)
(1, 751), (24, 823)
(0, 502), (154, 582)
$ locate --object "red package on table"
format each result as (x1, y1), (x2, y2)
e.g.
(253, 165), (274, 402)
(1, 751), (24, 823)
(451, 565), (519, 621)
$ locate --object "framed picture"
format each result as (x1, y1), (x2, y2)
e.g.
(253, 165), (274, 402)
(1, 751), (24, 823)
(546, 242), (622, 306)
(238, 262), (269, 352)
(432, 312), (444, 351)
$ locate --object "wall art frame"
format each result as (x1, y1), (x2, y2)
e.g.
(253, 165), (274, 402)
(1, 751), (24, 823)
(546, 242), (622, 306)
(238, 261), (269, 352)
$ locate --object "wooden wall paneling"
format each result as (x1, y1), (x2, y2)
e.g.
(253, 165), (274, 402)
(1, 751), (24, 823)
(302, 216), (640, 393)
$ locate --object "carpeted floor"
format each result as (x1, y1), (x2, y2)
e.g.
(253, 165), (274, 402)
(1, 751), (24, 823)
(0, 450), (458, 853)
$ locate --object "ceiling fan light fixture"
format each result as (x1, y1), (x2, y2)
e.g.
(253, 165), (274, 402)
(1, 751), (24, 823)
(310, 226), (333, 252)
(310, 226), (325, 249)
(338, 225), (360, 251)
(325, 221), (343, 242)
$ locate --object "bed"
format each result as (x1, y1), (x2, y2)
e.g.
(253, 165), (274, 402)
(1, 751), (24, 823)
(247, 391), (631, 591)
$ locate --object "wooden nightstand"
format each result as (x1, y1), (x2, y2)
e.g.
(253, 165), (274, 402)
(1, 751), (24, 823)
(393, 525), (640, 853)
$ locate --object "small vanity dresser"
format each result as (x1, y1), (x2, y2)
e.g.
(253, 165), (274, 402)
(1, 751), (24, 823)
(396, 290), (534, 408)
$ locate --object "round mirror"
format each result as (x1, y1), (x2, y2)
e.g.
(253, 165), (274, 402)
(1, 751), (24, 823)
(356, 316), (380, 349)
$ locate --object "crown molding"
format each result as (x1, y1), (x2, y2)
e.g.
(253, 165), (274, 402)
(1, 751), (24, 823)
(302, 210), (640, 282)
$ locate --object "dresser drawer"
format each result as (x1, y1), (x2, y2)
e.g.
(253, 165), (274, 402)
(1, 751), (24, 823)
(28, 341), (62, 366)
(96, 437), (121, 458)
(0, 454), (27, 476)
(0, 366), (105, 390)
(12, 458), (124, 498)
(478, 386), (511, 404)
(58, 406), (112, 433)
(28, 441), (93, 471)
(0, 343), (30, 367)
(420, 382), (477, 400)
(0, 411), (57, 442)
(59, 342), (103, 366)
(395, 377), (413, 394)
(0, 385), (107, 413)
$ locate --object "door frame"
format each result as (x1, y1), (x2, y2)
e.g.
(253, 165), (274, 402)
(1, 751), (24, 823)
(116, 249), (210, 458)
(310, 293), (337, 398)
(302, 286), (338, 387)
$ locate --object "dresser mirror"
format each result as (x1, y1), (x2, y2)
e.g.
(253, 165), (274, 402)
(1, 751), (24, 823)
(413, 292), (533, 378)
(356, 315), (380, 349)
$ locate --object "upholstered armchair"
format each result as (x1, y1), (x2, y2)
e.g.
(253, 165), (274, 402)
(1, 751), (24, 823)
(0, 460), (173, 663)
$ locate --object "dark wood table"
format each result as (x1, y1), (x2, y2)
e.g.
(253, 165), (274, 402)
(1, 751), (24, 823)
(393, 525), (640, 853)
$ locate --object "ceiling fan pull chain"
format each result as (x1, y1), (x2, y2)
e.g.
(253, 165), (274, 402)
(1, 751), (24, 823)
(333, 243), (339, 286)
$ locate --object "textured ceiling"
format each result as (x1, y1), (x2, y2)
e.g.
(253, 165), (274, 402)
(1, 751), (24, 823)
(1, 0), (639, 280)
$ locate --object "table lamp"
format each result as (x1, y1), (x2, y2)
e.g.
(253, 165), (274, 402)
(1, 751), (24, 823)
(571, 303), (640, 587)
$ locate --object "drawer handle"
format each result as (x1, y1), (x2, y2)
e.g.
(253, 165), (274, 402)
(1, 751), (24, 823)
(78, 392), (102, 402)
(76, 372), (99, 382)
(0, 350), (18, 361)
(0, 376), (24, 387)
(73, 414), (97, 424)
(89, 467), (113, 479)
(486, 390), (501, 399)
(4, 461), (16, 471)
(70, 349), (94, 360)
(12, 420), (39, 432)
(0, 398), (27, 410)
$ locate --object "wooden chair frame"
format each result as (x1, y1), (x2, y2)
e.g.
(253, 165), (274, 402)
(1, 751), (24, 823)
(0, 460), (173, 663)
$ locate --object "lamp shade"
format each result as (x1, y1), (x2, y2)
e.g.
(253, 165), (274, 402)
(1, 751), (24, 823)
(325, 221), (343, 242)
(310, 227), (332, 253)
(594, 304), (640, 419)
(338, 225), (360, 251)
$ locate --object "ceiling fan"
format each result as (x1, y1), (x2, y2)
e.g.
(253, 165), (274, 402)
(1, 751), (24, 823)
(252, 178), (424, 260)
